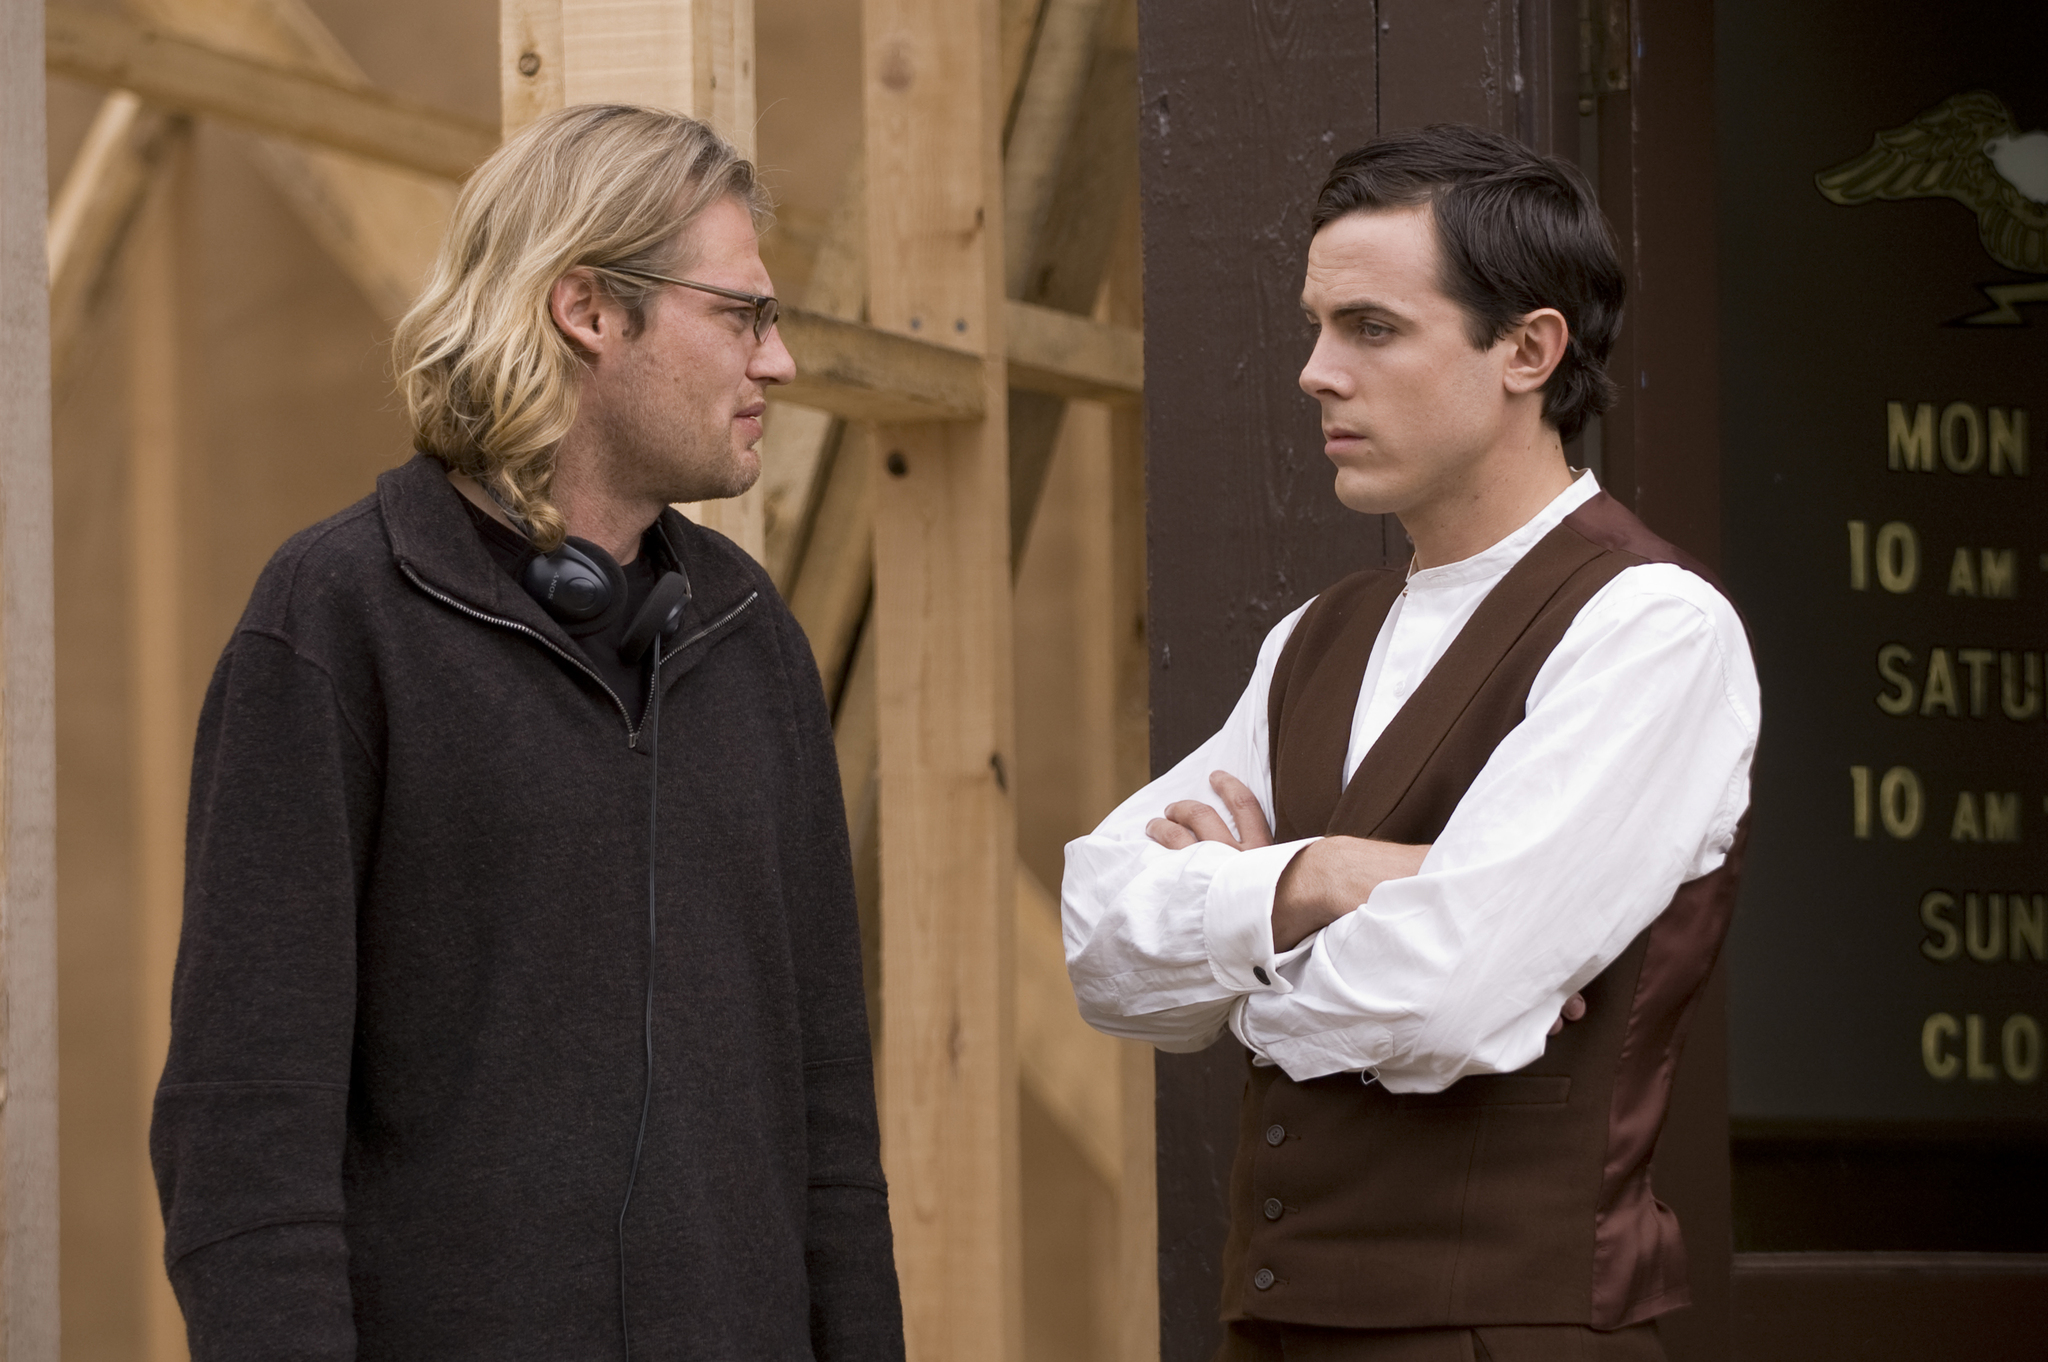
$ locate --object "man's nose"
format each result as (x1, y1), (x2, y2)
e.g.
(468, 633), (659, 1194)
(1298, 332), (1348, 400)
(752, 325), (797, 386)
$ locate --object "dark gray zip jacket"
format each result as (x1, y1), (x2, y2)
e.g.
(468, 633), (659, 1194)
(152, 453), (902, 1361)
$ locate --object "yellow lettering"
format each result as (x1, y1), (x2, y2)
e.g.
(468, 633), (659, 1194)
(1953, 792), (1984, 842)
(1949, 548), (1979, 596)
(1921, 648), (1959, 717)
(1851, 765), (1871, 838)
(1967, 893), (2006, 958)
(2000, 652), (2041, 720)
(1942, 402), (1985, 473)
(1921, 891), (1960, 961)
(1848, 520), (1868, 590)
(1990, 407), (2029, 476)
(1924, 1012), (1960, 1079)
(2005, 1014), (2041, 1082)
(1967, 1013), (1999, 1079)
(1876, 522), (1919, 592)
(1986, 793), (2022, 842)
(1877, 644), (1917, 715)
(1881, 766), (1924, 838)
(1960, 648), (1996, 715)
(1981, 549), (2017, 598)
(1890, 401), (1936, 472)
(2013, 896), (2046, 962)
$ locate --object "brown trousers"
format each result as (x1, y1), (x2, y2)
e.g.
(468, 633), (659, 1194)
(1214, 1319), (1664, 1362)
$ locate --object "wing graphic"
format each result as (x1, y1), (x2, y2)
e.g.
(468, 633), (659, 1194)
(1816, 90), (2048, 274)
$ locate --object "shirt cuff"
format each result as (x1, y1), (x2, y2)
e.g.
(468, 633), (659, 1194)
(1202, 838), (1318, 995)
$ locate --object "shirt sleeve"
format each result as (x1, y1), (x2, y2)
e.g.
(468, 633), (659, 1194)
(1235, 566), (1759, 1090)
(151, 630), (378, 1361)
(1060, 602), (1315, 1050)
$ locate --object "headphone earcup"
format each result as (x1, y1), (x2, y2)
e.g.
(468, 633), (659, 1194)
(521, 537), (626, 635)
(618, 572), (692, 662)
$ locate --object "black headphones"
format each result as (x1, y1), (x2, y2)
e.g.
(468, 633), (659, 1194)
(521, 535), (691, 661)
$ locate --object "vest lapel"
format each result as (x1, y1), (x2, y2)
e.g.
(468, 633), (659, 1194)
(1267, 571), (1406, 842)
(1329, 520), (1621, 840)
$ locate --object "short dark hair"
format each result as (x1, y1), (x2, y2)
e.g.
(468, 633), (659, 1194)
(1311, 125), (1625, 443)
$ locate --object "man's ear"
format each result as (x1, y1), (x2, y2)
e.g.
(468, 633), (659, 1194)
(549, 268), (616, 359)
(1503, 308), (1569, 397)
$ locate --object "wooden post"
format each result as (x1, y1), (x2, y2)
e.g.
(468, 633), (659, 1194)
(1, 0), (60, 1350)
(862, 0), (1021, 1358)
(501, 0), (767, 562)
(125, 138), (193, 1362)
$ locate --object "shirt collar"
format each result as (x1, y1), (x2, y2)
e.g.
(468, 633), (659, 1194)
(1405, 468), (1600, 594)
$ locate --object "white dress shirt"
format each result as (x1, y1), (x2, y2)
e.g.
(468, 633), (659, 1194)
(1060, 472), (1759, 1092)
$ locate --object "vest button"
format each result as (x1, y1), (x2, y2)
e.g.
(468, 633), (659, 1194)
(1264, 1124), (1286, 1147)
(1263, 1197), (1284, 1221)
(1253, 1268), (1276, 1290)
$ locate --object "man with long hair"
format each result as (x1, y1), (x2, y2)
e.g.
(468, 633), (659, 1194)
(152, 105), (902, 1360)
(1065, 125), (1759, 1360)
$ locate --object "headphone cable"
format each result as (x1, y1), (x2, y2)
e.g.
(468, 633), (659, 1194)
(617, 631), (661, 1360)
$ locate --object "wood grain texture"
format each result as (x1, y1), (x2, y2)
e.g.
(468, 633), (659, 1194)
(47, 93), (185, 395)
(132, 0), (456, 321)
(1015, 867), (1122, 1186)
(46, 5), (499, 180)
(123, 154), (193, 1362)
(773, 308), (985, 421)
(863, 0), (1022, 1356)
(1, 0), (60, 1348)
(1004, 300), (1140, 403)
(1135, 4), (1384, 1358)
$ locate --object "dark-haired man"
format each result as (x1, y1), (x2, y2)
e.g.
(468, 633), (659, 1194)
(1063, 125), (1758, 1360)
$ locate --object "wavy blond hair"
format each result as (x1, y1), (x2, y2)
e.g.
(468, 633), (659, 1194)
(394, 104), (769, 547)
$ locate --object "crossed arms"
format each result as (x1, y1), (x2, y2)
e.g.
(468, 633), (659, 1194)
(1058, 568), (1758, 1091)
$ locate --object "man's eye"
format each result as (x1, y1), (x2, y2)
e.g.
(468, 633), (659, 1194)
(1356, 319), (1391, 339)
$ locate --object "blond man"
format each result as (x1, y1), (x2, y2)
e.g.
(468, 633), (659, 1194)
(152, 106), (903, 1361)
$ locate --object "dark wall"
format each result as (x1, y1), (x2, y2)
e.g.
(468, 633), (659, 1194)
(1135, 7), (1385, 1357)
(1136, 3), (1729, 1359)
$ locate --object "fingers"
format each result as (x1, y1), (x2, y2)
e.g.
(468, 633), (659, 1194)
(1209, 771), (1273, 848)
(1548, 992), (1589, 1037)
(1162, 799), (1240, 846)
(1146, 817), (1198, 850)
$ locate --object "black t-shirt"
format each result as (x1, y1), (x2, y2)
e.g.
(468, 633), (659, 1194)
(460, 497), (665, 726)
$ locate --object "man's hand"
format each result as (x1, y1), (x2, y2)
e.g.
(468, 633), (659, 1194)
(1146, 771), (1273, 851)
(1145, 776), (1591, 1031)
(1271, 836), (1430, 950)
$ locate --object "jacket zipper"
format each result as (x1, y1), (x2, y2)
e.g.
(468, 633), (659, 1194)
(399, 563), (757, 748)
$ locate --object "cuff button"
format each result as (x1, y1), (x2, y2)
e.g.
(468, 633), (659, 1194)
(1253, 1268), (1276, 1290)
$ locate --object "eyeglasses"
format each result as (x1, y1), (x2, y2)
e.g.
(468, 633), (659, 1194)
(602, 268), (780, 342)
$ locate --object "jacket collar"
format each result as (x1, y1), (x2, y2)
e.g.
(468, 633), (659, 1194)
(377, 452), (762, 678)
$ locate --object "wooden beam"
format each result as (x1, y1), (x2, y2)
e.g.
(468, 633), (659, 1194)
(775, 308), (986, 422)
(1004, 299), (1140, 403)
(122, 144), (194, 1362)
(1002, 0), (1107, 296)
(2, 0), (59, 1349)
(865, 0), (1022, 1357)
(127, 0), (457, 322)
(46, 4), (499, 181)
(47, 92), (185, 393)
(1015, 867), (1123, 1187)
(786, 426), (876, 699)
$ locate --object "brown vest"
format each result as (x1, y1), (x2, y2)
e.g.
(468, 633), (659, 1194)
(1219, 493), (1748, 1331)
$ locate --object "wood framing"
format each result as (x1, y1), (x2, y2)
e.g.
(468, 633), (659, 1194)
(47, 4), (498, 180)
(863, 0), (1022, 1357)
(47, 93), (186, 393)
(3, 0), (60, 1350)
